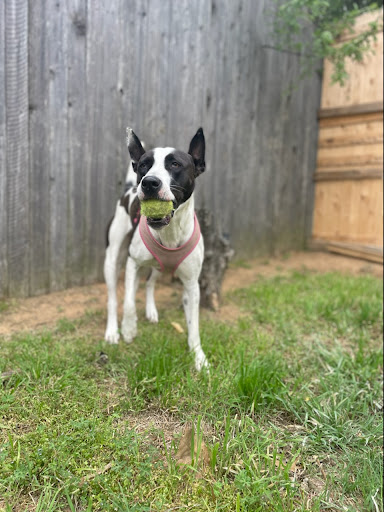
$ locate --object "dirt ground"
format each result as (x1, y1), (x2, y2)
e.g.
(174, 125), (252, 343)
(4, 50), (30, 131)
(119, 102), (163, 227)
(0, 251), (382, 337)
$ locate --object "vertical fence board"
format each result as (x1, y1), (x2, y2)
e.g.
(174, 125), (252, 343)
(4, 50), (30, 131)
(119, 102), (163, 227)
(182, 0), (212, 206)
(131, 0), (149, 135)
(0, 0), (7, 296)
(196, 0), (221, 211)
(5, 0), (29, 296)
(141, 0), (171, 143)
(84, 1), (121, 283)
(115, 0), (138, 190)
(192, 0), (211, 206)
(47, 1), (69, 292)
(224, 0), (264, 247)
(207, 0), (229, 218)
(301, 78), (321, 245)
(166, 0), (206, 146)
(28, 0), (50, 295)
(235, 1), (266, 253)
(216, 0), (247, 232)
(67, 0), (87, 287)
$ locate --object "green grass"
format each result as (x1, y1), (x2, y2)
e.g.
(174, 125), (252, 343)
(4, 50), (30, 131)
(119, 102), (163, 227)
(0, 300), (12, 313)
(0, 271), (382, 511)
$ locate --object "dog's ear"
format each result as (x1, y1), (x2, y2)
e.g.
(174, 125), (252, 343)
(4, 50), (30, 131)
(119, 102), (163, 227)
(188, 127), (205, 177)
(126, 127), (145, 171)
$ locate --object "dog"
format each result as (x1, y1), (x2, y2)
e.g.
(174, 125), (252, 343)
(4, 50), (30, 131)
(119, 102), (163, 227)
(104, 127), (208, 371)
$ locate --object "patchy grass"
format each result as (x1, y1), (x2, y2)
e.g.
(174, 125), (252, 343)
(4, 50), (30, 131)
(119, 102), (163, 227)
(0, 300), (12, 314)
(0, 271), (382, 511)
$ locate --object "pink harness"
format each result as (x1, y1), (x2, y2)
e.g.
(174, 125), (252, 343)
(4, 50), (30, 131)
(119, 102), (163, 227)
(139, 213), (201, 275)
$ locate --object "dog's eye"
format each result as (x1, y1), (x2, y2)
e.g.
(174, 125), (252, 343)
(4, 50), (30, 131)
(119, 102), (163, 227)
(138, 162), (147, 171)
(171, 161), (181, 169)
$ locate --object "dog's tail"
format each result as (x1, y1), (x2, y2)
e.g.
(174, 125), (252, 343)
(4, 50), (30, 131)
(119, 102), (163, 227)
(124, 139), (146, 189)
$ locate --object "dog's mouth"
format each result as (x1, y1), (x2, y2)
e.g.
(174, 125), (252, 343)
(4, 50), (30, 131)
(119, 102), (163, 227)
(142, 199), (177, 230)
(146, 215), (173, 230)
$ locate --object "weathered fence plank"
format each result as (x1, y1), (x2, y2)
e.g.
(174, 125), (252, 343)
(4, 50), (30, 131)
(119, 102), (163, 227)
(5, 0), (29, 297)
(0, 0), (322, 298)
(0, 1), (7, 297)
(47, 1), (70, 292)
(115, 0), (138, 186)
(84, 1), (122, 283)
(67, 0), (88, 287)
(28, 0), (50, 295)
(166, 0), (209, 145)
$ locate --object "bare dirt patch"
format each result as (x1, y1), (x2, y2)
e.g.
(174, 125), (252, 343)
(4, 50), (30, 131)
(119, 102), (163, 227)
(0, 251), (381, 337)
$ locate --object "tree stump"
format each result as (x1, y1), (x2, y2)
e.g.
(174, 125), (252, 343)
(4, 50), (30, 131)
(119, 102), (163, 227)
(196, 208), (234, 311)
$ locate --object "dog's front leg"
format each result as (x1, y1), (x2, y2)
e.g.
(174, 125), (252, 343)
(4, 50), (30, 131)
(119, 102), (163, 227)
(146, 268), (160, 323)
(121, 256), (139, 343)
(182, 280), (208, 371)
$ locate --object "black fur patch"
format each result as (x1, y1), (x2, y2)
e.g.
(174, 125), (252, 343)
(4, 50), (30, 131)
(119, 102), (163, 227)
(126, 196), (141, 248)
(120, 192), (130, 214)
(136, 151), (155, 183)
(165, 151), (196, 208)
(105, 216), (113, 247)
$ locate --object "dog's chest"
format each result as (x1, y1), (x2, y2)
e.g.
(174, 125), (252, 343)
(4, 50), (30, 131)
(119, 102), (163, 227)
(138, 213), (201, 275)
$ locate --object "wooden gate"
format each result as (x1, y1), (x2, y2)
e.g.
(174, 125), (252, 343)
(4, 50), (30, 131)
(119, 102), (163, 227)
(312, 9), (383, 263)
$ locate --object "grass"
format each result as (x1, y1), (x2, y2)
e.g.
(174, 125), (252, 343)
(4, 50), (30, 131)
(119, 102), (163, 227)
(0, 270), (382, 511)
(0, 300), (12, 313)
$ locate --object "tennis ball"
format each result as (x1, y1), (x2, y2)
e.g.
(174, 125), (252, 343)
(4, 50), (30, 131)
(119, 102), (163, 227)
(140, 199), (173, 219)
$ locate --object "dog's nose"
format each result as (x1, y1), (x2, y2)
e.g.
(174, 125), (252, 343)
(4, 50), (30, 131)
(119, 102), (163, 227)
(141, 176), (162, 194)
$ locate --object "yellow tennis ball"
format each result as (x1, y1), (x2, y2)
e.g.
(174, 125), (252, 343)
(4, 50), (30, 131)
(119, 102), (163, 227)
(140, 199), (173, 218)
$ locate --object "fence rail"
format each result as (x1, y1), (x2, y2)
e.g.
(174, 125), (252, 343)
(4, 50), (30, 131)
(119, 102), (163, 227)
(0, 0), (321, 297)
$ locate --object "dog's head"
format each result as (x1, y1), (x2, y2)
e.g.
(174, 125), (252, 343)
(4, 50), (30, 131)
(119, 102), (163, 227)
(126, 127), (205, 229)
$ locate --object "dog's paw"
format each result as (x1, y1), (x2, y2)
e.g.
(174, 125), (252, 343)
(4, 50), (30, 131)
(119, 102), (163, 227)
(194, 349), (209, 373)
(121, 320), (137, 344)
(146, 305), (159, 324)
(105, 329), (120, 345)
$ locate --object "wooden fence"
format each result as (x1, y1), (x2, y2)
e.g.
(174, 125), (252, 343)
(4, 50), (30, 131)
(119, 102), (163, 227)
(0, 0), (321, 298)
(312, 9), (383, 263)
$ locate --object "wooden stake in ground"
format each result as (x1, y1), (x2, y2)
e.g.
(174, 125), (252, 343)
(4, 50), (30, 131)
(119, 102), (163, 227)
(196, 208), (234, 311)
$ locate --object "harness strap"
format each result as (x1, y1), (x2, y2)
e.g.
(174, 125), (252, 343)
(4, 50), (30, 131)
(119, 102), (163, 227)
(139, 213), (201, 275)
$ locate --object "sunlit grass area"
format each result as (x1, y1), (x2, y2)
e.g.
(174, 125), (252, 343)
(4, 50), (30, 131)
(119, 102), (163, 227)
(0, 271), (382, 511)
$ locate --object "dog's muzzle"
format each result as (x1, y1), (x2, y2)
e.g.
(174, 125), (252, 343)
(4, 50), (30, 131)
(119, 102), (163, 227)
(141, 175), (162, 198)
(139, 176), (175, 229)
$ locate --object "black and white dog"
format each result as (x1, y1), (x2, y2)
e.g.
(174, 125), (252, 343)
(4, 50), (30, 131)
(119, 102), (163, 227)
(104, 128), (208, 371)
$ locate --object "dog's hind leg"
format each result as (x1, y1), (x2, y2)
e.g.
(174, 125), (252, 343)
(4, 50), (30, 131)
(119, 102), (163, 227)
(146, 268), (160, 323)
(104, 203), (131, 344)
